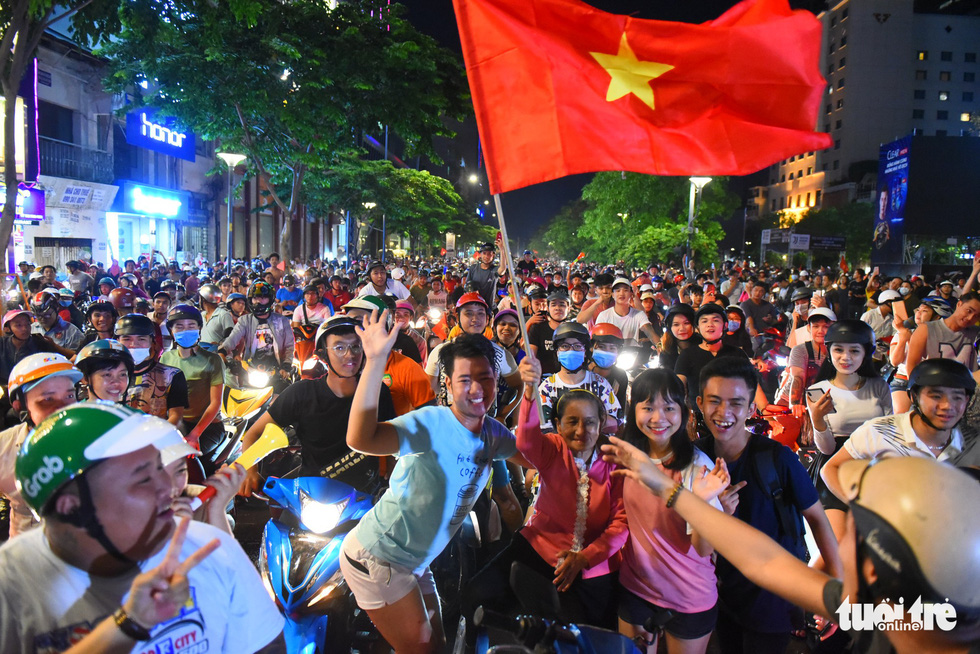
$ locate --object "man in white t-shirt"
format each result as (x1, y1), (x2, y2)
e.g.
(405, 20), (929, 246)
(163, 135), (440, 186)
(358, 260), (411, 301)
(0, 403), (284, 653)
(820, 358), (975, 504)
(594, 277), (658, 346)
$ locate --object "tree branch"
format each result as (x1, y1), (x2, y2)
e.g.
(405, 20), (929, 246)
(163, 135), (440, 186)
(40, 0), (97, 32)
(233, 101), (289, 214)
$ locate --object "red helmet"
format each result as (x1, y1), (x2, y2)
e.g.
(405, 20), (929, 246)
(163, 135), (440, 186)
(455, 292), (488, 311)
(591, 323), (624, 344)
(108, 287), (137, 312)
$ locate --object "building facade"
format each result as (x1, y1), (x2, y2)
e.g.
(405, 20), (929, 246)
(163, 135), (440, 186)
(751, 0), (979, 221)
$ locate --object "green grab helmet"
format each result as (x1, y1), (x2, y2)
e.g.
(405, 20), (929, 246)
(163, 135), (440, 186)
(15, 403), (178, 516)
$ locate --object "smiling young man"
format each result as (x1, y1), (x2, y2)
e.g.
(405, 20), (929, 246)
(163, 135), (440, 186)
(693, 357), (842, 654)
(592, 278), (658, 346)
(905, 291), (980, 375)
(820, 358), (975, 504)
(675, 304), (750, 410)
(341, 318), (531, 654)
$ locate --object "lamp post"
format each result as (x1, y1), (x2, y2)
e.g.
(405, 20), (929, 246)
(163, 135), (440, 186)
(686, 176), (712, 264)
(362, 202), (381, 261)
(217, 152), (246, 264)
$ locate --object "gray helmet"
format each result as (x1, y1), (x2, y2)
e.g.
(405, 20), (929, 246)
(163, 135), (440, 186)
(553, 321), (590, 347)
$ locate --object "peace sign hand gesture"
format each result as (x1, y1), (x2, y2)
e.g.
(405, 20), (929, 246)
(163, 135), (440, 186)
(122, 518), (220, 631)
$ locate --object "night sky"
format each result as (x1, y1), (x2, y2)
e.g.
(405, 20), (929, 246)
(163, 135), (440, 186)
(395, 0), (827, 243)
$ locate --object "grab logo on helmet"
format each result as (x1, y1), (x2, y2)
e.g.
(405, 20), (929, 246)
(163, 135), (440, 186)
(21, 455), (64, 499)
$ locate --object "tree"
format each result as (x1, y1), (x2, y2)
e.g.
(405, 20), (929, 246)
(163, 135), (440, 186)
(302, 157), (474, 257)
(578, 172), (737, 268)
(101, 0), (470, 263)
(1, 0), (121, 261)
(792, 203), (874, 266)
(528, 200), (588, 261)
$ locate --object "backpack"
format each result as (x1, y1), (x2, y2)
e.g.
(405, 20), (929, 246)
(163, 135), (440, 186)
(746, 434), (808, 560)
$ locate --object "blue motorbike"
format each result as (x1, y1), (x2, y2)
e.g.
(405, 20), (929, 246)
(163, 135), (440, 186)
(258, 476), (376, 654)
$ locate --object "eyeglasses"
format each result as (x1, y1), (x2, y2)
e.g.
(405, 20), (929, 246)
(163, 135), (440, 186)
(329, 343), (363, 357)
(557, 343), (586, 352)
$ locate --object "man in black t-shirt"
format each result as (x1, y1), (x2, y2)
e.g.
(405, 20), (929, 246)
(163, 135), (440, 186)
(464, 242), (507, 307)
(515, 250), (537, 275)
(526, 291), (571, 375)
(675, 303), (749, 409)
(238, 315), (395, 495)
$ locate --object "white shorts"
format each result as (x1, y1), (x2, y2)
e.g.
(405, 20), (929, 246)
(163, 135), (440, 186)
(339, 535), (437, 610)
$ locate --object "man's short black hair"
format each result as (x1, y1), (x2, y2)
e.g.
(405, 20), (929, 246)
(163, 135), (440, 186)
(593, 273), (615, 287)
(440, 333), (497, 380)
(268, 252), (280, 260)
(699, 356), (759, 397)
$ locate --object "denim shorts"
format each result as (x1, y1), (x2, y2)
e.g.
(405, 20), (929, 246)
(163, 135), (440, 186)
(618, 587), (718, 640)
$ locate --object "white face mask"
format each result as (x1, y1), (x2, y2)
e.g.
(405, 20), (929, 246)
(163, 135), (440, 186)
(899, 287), (911, 296)
(129, 348), (151, 365)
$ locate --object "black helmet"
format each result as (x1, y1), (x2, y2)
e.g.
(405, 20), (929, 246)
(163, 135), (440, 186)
(246, 282), (275, 317)
(166, 303), (204, 331)
(314, 315), (361, 351)
(790, 287), (813, 303)
(75, 339), (135, 383)
(85, 301), (117, 320)
(546, 291), (569, 303)
(553, 321), (590, 346)
(908, 359), (976, 395)
(199, 283), (221, 305)
(160, 280), (177, 291)
(366, 260), (386, 274)
(98, 277), (116, 289)
(114, 313), (156, 337)
(695, 303), (726, 322)
(526, 285), (547, 300)
(824, 319), (875, 349)
(665, 303), (696, 328)
(282, 274), (296, 286)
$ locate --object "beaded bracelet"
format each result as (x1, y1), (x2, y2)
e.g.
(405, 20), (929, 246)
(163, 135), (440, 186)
(665, 482), (684, 509)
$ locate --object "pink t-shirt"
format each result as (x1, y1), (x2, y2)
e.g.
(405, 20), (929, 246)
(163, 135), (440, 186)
(620, 449), (721, 613)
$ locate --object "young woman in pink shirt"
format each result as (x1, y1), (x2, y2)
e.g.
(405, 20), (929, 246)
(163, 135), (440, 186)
(461, 354), (627, 644)
(618, 368), (727, 654)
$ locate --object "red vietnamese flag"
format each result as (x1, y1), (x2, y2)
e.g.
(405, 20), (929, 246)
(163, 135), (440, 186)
(453, 0), (832, 195)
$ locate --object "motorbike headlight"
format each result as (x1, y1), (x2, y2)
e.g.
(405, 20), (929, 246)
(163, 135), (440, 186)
(247, 370), (271, 388)
(427, 308), (442, 321)
(301, 357), (319, 371)
(299, 491), (349, 534)
(291, 358), (300, 368)
(412, 318), (426, 329)
(775, 355), (789, 367)
(646, 355), (660, 369)
(616, 351), (637, 370)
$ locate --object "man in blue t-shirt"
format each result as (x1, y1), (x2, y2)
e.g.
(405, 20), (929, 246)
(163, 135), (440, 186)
(694, 357), (841, 654)
(340, 316), (531, 654)
(275, 274), (304, 317)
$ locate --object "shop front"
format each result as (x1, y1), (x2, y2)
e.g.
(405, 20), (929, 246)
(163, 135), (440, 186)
(108, 181), (190, 264)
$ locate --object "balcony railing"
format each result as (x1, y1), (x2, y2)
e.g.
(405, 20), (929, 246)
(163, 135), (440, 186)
(39, 136), (114, 185)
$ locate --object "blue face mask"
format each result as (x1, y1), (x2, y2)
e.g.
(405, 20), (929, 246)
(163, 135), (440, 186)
(173, 329), (200, 348)
(591, 350), (617, 369)
(728, 320), (741, 332)
(60, 300), (72, 307)
(557, 350), (586, 371)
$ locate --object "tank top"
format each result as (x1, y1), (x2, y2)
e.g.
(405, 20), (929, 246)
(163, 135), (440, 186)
(924, 319), (979, 371)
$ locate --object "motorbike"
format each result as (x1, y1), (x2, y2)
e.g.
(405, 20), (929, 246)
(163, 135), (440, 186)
(200, 358), (276, 477)
(615, 344), (659, 383)
(461, 562), (640, 654)
(258, 475), (378, 654)
(756, 326), (789, 402)
(292, 324), (326, 381)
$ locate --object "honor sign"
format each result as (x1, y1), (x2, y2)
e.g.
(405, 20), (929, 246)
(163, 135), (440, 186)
(125, 107), (196, 162)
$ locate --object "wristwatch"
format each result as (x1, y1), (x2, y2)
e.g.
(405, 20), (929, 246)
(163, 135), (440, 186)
(113, 607), (152, 641)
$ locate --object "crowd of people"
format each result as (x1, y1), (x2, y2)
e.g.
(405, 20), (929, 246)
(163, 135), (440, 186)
(0, 247), (977, 654)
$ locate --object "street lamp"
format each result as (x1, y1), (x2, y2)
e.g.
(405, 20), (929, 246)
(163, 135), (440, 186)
(686, 176), (712, 264)
(468, 173), (479, 184)
(217, 152), (247, 263)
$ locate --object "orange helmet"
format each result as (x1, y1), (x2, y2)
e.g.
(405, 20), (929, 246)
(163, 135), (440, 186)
(8, 353), (82, 400)
(591, 323), (624, 344)
(455, 292), (488, 311)
(108, 287), (137, 312)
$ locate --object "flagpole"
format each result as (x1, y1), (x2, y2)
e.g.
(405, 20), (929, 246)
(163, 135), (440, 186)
(493, 193), (546, 424)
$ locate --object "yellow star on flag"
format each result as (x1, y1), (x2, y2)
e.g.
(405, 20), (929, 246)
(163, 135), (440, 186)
(590, 33), (674, 111)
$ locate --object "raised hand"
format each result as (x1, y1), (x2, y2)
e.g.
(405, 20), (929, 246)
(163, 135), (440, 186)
(692, 458), (730, 502)
(518, 353), (542, 387)
(601, 436), (671, 495)
(356, 309), (399, 361)
(123, 518), (220, 630)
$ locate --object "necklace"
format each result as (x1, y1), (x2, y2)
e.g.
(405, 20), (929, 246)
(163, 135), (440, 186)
(926, 433), (952, 451)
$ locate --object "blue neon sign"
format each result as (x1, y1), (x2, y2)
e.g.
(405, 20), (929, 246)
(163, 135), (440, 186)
(117, 182), (188, 220)
(125, 107), (196, 162)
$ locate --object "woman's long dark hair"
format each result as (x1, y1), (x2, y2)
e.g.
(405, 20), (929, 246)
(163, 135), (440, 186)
(622, 369), (693, 471)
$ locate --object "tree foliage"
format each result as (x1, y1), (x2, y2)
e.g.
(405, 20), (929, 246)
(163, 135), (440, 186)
(100, 0), (470, 262)
(792, 203), (874, 266)
(577, 172), (737, 268)
(1, 0), (122, 262)
(528, 200), (588, 261)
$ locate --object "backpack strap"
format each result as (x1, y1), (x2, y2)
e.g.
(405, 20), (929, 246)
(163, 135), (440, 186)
(748, 435), (804, 551)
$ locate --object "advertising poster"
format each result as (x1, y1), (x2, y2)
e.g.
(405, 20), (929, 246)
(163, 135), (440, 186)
(873, 136), (910, 265)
